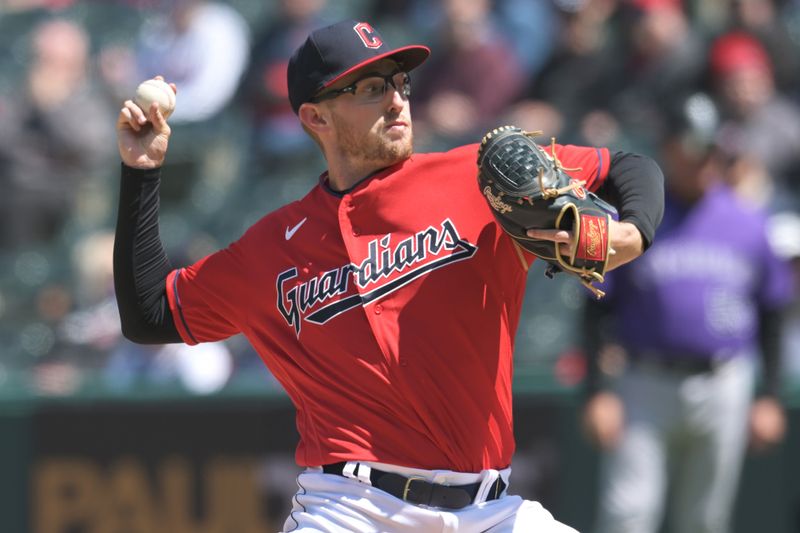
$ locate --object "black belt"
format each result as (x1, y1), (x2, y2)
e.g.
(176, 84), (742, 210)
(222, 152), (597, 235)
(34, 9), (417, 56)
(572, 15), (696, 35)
(322, 462), (506, 509)
(630, 352), (722, 374)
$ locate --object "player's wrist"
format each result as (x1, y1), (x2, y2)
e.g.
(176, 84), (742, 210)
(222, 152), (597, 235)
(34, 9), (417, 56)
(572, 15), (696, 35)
(121, 162), (162, 180)
(616, 220), (644, 249)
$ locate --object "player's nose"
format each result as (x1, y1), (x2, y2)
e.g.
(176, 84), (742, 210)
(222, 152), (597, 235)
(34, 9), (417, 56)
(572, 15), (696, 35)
(386, 87), (406, 113)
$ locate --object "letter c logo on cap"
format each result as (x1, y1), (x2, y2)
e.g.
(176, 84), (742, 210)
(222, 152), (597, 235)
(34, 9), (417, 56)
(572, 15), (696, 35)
(354, 22), (382, 49)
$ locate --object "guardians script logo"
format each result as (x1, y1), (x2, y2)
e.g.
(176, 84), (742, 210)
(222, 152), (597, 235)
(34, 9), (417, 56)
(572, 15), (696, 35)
(276, 219), (478, 335)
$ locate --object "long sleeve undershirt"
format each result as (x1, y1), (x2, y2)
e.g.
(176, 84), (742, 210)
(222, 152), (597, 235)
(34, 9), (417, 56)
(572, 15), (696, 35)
(113, 163), (181, 343)
(597, 151), (664, 250)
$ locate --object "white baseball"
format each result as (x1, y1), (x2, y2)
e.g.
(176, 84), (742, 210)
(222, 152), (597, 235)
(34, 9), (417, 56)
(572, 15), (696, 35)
(134, 78), (176, 119)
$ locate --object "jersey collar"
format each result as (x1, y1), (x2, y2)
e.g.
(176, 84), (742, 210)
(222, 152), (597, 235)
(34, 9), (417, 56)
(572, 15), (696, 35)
(318, 157), (411, 197)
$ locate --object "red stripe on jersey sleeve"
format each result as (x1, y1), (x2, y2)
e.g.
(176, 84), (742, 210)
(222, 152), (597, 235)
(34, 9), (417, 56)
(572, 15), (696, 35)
(166, 268), (199, 345)
(547, 145), (611, 192)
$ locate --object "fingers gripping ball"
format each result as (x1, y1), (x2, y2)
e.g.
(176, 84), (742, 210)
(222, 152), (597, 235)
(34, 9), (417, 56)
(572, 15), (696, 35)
(134, 79), (176, 119)
(477, 125), (617, 298)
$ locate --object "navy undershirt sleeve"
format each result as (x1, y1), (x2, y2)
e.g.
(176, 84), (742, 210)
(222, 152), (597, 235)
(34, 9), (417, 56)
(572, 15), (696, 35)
(597, 151), (665, 250)
(113, 163), (181, 343)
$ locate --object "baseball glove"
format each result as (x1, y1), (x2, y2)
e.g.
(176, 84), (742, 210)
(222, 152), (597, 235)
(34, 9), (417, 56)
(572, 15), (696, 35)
(477, 125), (617, 298)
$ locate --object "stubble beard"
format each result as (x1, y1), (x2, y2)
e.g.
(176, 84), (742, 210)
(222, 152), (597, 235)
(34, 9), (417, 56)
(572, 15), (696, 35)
(333, 112), (413, 169)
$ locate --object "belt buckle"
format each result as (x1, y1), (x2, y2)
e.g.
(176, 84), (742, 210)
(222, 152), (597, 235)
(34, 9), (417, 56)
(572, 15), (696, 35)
(402, 476), (426, 501)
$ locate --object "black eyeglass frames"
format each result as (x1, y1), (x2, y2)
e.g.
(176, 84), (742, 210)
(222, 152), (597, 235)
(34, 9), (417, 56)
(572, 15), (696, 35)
(311, 71), (411, 105)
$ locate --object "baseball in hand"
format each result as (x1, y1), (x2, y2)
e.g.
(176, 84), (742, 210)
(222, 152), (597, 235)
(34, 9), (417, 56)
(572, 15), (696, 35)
(134, 78), (176, 119)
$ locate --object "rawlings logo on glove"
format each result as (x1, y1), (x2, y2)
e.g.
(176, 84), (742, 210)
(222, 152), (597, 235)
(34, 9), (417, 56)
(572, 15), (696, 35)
(477, 125), (617, 298)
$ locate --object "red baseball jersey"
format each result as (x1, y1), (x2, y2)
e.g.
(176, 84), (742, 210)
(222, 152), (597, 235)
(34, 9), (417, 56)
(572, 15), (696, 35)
(166, 142), (610, 472)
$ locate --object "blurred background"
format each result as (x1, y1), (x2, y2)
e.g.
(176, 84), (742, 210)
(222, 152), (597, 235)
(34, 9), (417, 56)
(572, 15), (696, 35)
(0, 0), (799, 531)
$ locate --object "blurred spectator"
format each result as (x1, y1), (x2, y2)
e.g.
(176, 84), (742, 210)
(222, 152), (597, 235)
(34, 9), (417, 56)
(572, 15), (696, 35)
(134, 0), (250, 124)
(608, 0), (707, 152)
(25, 230), (116, 395)
(495, 0), (559, 76)
(708, 31), (800, 206)
(238, 0), (331, 169)
(412, 0), (526, 148)
(727, 0), (800, 93)
(500, 100), (567, 144)
(582, 93), (793, 533)
(0, 18), (115, 249)
(714, 124), (774, 207)
(57, 229), (234, 395)
(526, 0), (624, 144)
(370, 0), (560, 76)
(365, 0), (455, 43)
(104, 340), (233, 394)
(59, 231), (119, 356)
(1, 0), (76, 12)
(98, 0), (252, 210)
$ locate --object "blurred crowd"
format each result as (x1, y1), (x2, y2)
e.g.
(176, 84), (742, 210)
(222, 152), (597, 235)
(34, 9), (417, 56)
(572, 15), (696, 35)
(0, 0), (799, 397)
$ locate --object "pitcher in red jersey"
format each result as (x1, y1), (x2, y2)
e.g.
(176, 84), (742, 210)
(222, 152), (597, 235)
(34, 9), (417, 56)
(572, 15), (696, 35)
(114, 19), (664, 532)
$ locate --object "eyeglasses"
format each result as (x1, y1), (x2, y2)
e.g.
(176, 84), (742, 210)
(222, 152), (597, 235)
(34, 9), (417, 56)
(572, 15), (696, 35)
(311, 71), (411, 105)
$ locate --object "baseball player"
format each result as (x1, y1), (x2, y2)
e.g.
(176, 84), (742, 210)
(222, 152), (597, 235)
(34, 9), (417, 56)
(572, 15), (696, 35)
(114, 19), (663, 532)
(582, 95), (792, 533)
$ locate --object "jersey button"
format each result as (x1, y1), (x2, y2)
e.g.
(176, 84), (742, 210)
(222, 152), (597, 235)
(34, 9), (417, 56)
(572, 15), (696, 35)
(374, 304), (382, 315)
(352, 228), (360, 236)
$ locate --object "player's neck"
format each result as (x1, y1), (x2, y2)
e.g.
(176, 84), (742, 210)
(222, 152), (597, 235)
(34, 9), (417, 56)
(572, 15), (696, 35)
(326, 159), (391, 192)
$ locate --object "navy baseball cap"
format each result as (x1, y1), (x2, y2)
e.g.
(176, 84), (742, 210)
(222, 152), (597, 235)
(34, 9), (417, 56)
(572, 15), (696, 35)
(287, 20), (430, 114)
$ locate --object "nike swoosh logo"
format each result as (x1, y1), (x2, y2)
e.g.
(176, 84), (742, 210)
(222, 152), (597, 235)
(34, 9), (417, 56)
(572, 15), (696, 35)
(285, 217), (307, 240)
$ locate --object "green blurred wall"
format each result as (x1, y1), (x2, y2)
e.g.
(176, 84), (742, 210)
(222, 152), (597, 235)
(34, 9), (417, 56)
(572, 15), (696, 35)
(1, 390), (797, 533)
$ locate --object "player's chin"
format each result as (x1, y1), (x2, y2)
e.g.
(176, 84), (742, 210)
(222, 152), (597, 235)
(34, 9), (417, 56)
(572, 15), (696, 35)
(385, 137), (413, 161)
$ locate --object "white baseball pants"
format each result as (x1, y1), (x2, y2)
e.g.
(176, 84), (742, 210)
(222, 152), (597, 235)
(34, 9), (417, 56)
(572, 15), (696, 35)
(283, 461), (579, 532)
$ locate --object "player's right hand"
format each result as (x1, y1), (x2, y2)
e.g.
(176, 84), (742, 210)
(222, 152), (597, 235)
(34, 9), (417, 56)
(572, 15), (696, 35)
(117, 79), (175, 169)
(582, 391), (625, 450)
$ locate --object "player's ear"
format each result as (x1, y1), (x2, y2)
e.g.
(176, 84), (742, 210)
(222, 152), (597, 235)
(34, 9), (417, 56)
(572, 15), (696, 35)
(298, 103), (330, 135)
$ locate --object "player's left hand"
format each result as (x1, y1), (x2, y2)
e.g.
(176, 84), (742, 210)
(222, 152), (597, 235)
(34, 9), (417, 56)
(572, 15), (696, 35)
(527, 220), (644, 272)
(748, 396), (786, 452)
